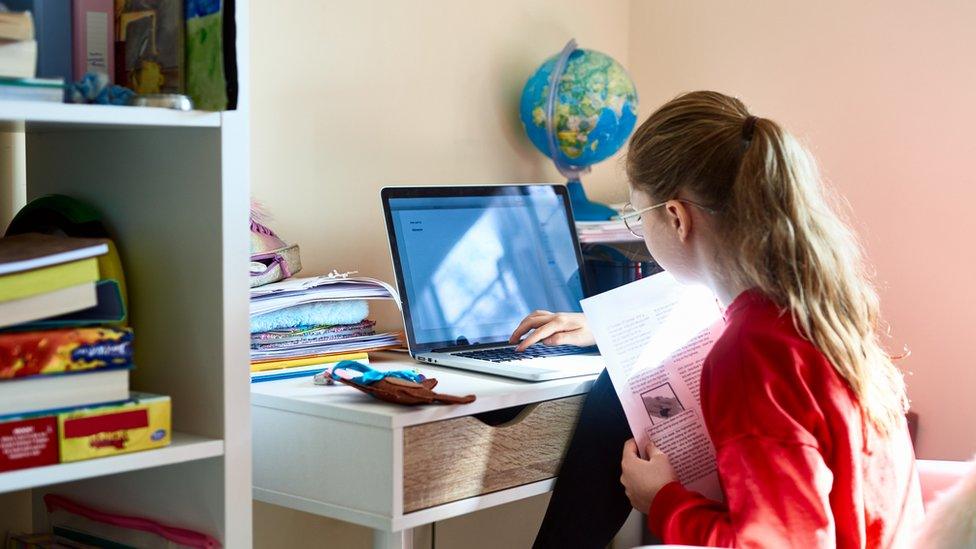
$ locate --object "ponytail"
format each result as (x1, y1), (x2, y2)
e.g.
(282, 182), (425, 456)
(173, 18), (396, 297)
(627, 91), (908, 434)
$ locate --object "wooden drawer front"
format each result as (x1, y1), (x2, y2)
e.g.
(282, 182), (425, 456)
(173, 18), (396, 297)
(403, 395), (584, 513)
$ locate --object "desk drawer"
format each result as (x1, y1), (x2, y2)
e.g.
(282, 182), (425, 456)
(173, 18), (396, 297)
(402, 395), (584, 512)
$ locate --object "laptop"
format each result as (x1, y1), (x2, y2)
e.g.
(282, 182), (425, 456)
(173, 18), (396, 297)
(381, 184), (604, 381)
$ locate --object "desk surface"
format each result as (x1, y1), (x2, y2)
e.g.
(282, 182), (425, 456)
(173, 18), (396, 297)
(250, 352), (599, 429)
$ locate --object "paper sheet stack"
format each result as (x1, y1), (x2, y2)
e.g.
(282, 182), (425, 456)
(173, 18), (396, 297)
(249, 273), (403, 381)
(574, 204), (643, 244)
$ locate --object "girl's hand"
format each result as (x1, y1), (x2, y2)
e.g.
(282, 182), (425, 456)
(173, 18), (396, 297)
(620, 438), (679, 513)
(508, 311), (595, 352)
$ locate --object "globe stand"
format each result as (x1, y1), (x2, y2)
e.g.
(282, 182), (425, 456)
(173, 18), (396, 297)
(566, 179), (616, 221)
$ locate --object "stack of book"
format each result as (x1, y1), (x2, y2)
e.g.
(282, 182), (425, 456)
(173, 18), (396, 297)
(0, 7), (64, 102)
(249, 273), (403, 383)
(0, 233), (170, 474)
(576, 219), (643, 244)
(572, 203), (641, 244)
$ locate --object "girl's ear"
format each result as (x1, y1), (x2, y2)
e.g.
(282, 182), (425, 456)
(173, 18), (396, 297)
(664, 200), (693, 243)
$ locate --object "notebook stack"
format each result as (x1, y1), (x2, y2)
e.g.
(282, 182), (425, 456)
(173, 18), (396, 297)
(570, 203), (641, 244)
(0, 7), (64, 101)
(249, 273), (403, 383)
(0, 233), (170, 473)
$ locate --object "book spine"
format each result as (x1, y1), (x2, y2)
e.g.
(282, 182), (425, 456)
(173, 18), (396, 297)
(0, 40), (37, 79)
(0, 83), (63, 102)
(71, 0), (114, 82)
(250, 357), (371, 382)
(0, 415), (59, 472)
(250, 351), (370, 372)
(0, 327), (133, 379)
(33, 0), (72, 82)
(58, 395), (171, 462)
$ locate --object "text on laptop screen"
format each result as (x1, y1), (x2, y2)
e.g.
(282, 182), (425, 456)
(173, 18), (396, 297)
(389, 188), (584, 349)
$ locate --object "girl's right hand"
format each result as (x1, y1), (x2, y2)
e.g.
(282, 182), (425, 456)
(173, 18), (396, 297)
(508, 310), (595, 352)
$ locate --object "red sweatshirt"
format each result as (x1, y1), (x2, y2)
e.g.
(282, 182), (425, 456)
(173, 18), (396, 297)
(648, 290), (924, 548)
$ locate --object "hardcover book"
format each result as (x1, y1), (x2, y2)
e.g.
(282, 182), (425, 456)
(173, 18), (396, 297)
(5, 0), (72, 81)
(15, 279), (126, 329)
(0, 365), (130, 416)
(0, 233), (108, 276)
(0, 39), (37, 79)
(0, 326), (133, 379)
(0, 282), (96, 329)
(71, 0), (114, 81)
(0, 9), (33, 41)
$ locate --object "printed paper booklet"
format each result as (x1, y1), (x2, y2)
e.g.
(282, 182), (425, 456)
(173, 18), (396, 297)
(581, 272), (725, 500)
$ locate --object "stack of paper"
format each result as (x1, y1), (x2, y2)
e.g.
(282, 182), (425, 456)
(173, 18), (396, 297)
(250, 275), (399, 315)
(249, 273), (403, 382)
(250, 321), (401, 361)
(574, 204), (644, 244)
(575, 220), (643, 244)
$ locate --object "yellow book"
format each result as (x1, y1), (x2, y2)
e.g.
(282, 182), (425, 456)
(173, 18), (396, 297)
(58, 393), (171, 463)
(0, 258), (99, 302)
(250, 351), (369, 373)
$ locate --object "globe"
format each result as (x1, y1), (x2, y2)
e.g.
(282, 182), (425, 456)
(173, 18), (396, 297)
(519, 39), (638, 220)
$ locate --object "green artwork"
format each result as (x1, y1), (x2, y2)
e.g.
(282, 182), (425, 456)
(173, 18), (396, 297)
(186, 9), (227, 111)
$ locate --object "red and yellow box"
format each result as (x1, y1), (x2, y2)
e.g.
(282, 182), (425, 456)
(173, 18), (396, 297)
(57, 393), (171, 462)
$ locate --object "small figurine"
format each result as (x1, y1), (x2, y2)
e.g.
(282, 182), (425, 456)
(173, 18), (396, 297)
(70, 72), (135, 106)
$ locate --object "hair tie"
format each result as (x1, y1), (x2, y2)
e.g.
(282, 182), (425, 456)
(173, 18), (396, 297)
(742, 115), (759, 143)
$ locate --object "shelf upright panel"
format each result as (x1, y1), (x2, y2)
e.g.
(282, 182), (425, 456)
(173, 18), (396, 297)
(17, 1), (252, 545)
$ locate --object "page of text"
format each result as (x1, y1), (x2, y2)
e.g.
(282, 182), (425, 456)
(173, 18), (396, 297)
(581, 272), (725, 500)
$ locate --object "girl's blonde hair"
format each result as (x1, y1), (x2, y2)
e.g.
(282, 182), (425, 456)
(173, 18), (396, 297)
(626, 91), (907, 434)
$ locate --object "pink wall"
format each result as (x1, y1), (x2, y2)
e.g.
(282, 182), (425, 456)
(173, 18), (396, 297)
(628, 1), (976, 459)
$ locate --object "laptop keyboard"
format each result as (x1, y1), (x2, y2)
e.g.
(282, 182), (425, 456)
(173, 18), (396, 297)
(452, 344), (598, 363)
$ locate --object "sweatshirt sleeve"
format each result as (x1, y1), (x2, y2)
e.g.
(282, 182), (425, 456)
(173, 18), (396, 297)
(647, 323), (838, 547)
(648, 436), (836, 547)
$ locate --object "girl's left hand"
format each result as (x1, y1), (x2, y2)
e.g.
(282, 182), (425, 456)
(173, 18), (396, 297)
(620, 438), (679, 513)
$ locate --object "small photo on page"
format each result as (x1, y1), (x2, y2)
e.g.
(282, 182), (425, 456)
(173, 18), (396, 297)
(641, 382), (685, 425)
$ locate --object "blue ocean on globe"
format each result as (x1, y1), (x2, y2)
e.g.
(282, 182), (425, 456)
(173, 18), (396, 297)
(519, 48), (638, 171)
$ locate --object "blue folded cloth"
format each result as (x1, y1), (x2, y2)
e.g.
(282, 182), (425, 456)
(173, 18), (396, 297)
(250, 300), (369, 334)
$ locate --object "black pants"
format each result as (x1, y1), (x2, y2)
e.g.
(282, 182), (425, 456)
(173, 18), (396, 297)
(533, 369), (637, 548)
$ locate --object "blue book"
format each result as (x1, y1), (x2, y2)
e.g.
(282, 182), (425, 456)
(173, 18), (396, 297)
(6, 0), (72, 82)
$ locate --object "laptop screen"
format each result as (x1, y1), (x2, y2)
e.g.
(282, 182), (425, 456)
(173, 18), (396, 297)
(384, 186), (585, 352)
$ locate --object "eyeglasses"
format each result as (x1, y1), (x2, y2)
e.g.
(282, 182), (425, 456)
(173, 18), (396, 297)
(619, 199), (719, 238)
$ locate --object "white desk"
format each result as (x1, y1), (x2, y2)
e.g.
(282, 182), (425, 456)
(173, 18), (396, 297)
(251, 352), (598, 548)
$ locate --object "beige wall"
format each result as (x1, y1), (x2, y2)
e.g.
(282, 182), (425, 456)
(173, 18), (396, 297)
(250, 1), (631, 546)
(251, 0), (633, 334)
(628, 0), (976, 461)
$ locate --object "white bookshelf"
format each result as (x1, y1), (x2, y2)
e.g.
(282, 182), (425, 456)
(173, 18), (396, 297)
(0, 433), (224, 494)
(0, 2), (253, 547)
(0, 101), (222, 131)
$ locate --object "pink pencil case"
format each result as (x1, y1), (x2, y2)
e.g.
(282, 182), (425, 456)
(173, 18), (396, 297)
(44, 494), (221, 549)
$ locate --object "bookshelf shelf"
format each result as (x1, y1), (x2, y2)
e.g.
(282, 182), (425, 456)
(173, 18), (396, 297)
(0, 433), (224, 494)
(0, 99), (222, 131)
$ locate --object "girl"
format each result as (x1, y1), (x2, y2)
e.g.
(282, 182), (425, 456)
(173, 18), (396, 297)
(514, 91), (924, 547)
